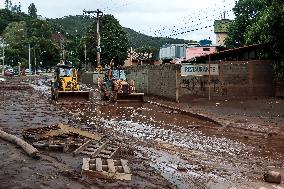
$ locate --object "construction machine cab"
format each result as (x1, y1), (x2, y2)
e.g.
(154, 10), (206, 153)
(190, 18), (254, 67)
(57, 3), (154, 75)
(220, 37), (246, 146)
(99, 67), (144, 102)
(51, 64), (89, 101)
(54, 64), (79, 91)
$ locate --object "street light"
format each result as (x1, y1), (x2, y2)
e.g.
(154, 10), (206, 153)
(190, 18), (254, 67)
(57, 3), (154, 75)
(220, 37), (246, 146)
(39, 51), (46, 72)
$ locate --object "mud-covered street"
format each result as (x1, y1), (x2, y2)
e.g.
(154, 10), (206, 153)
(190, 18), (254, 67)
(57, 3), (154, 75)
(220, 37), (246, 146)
(0, 76), (284, 189)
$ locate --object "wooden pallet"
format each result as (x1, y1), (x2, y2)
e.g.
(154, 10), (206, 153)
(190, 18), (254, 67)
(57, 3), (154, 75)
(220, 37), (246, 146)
(73, 140), (120, 159)
(57, 124), (101, 141)
(23, 124), (101, 141)
(33, 135), (86, 152)
(23, 125), (60, 140)
(82, 158), (131, 181)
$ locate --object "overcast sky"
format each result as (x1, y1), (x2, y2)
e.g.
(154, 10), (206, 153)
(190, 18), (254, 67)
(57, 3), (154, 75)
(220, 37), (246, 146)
(0, 0), (236, 42)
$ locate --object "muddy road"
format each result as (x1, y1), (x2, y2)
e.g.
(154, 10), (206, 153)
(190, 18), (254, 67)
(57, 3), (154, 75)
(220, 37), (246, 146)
(0, 77), (284, 189)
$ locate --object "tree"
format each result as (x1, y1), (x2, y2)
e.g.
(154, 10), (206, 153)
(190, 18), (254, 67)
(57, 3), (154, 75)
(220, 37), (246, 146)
(85, 14), (129, 68)
(225, 0), (269, 48)
(136, 46), (159, 63)
(4, 0), (21, 13)
(2, 21), (27, 67)
(3, 21), (27, 46)
(226, 0), (284, 80)
(0, 8), (61, 70)
(26, 19), (60, 70)
(4, 0), (12, 10)
(0, 8), (30, 35)
(28, 3), (37, 18)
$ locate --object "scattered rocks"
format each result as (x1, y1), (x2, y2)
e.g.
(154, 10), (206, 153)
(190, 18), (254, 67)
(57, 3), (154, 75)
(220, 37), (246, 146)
(264, 171), (282, 184)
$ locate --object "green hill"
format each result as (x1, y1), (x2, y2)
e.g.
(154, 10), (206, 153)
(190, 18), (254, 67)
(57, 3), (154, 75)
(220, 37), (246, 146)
(47, 15), (92, 36)
(124, 27), (191, 49)
(48, 15), (192, 49)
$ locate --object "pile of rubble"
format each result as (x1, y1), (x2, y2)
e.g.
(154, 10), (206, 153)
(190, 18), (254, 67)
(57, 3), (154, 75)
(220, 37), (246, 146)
(22, 123), (132, 181)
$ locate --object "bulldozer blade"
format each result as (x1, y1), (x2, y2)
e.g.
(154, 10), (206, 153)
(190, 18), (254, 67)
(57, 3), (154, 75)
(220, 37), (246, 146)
(56, 91), (90, 102)
(116, 93), (144, 102)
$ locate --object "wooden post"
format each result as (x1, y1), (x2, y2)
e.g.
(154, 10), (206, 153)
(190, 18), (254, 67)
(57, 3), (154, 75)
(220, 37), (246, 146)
(208, 55), (211, 101)
(176, 66), (180, 103)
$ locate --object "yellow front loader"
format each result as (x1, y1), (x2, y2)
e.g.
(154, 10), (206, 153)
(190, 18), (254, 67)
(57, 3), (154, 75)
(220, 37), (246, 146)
(51, 64), (90, 102)
(99, 68), (144, 102)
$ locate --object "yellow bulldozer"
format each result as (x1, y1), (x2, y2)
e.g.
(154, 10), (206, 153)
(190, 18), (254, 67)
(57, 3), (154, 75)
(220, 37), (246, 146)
(51, 64), (90, 101)
(98, 68), (144, 102)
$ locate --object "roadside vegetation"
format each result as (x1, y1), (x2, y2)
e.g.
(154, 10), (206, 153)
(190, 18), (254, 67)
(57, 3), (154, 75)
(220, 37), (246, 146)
(226, 0), (284, 80)
(0, 0), (190, 70)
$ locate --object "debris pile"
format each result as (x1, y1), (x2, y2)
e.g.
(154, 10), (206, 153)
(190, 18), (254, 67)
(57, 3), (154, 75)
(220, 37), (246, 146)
(22, 123), (131, 181)
(82, 158), (131, 181)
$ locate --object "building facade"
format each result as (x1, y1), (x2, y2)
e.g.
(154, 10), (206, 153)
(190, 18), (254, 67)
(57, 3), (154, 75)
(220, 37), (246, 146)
(214, 19), (233, 46)
(186, 46), (217, 61)
(159, 44), (187, 60)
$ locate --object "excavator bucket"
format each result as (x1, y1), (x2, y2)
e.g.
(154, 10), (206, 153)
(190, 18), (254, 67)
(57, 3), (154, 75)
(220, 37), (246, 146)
(116, 93), (144, 102)
(55, 91), (90, 102)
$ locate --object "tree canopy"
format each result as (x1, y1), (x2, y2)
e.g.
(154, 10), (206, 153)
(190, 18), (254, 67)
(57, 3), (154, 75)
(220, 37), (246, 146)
(0, 5), (59, 70)
(28, 3), (37, 18)
(1, 5), (194, 71)
(85, 14), (129, 67)
(226, 0), (284, 80)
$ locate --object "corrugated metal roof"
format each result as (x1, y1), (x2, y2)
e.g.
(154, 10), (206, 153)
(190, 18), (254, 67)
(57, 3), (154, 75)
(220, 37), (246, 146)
(196, 43), (268, 59)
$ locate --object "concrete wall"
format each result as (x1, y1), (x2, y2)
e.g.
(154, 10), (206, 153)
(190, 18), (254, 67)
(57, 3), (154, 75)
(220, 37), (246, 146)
(80, 72), (94, 84)
(81, 60), (274, 101)
(216, 33), (228, 47)
(80, 72), (101, 85)
(126, 64), (181, 101)
(180, 60), (275, 101)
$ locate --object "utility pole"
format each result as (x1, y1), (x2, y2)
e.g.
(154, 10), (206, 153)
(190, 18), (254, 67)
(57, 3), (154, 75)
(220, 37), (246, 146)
(2, 40), (4, 76)
(96, 9), (103, 67)
(28, 44), (31, 74)
(129, 47), (133, 66)
(84, 44), (87, 70)
(34, 47), (36, 75)
(208, 55), (211, 101)
(83, 9), (103, 69)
